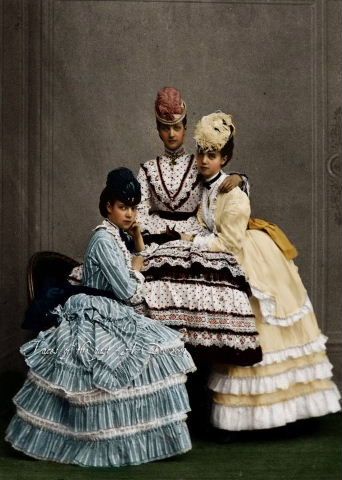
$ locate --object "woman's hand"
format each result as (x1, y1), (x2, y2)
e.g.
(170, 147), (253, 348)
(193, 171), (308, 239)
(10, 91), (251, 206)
(128, 222), (145, 253)
(132, 255), (145, 271)
(219, 174), (242, 193)
(180, 233), (194, 242)
(127, 221), (141, 239)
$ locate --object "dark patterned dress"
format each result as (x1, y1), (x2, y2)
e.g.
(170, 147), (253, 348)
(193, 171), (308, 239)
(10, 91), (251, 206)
(137, 150), (260, 366)
(137, 147), (249, 235)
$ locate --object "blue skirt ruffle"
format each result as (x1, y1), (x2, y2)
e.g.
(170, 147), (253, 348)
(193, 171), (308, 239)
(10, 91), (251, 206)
(6, 293), (196, 466)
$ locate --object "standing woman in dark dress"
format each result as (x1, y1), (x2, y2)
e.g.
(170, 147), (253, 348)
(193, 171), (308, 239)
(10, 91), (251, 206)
(137, 87), (260, 359)
(137, 91), (262, 435)
(137, 86), (249, 236)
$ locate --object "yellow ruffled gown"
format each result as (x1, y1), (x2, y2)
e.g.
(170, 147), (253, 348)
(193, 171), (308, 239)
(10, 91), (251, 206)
(194, 174), (341, 430)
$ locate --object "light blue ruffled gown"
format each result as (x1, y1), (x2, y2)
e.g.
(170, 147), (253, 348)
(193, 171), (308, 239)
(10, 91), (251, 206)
(6, 220), (196, 467)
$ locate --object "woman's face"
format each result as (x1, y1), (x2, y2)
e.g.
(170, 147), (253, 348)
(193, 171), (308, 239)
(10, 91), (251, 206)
(158, 122), (186, 150)
(196, 150), (226, 179)
(107, 201), (137, 230)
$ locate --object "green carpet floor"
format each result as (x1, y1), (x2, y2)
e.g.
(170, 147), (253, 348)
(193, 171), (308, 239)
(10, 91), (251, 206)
(0, 414), (341, 480)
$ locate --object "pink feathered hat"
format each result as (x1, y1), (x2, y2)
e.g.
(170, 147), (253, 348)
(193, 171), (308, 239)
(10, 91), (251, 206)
(155, 87), (187, 125)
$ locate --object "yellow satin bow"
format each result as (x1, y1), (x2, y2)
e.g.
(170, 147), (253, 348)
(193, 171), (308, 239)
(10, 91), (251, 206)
(247, 217), (298, 260)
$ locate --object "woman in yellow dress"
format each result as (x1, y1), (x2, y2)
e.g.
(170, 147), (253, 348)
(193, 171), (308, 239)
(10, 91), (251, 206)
(183, 111), (341, 431)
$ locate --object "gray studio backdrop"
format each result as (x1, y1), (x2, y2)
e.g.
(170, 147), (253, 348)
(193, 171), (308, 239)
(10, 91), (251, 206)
(1, 0), (341, 388)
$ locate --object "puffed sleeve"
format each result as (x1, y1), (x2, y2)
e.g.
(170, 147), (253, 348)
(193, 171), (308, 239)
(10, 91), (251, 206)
(195, 188), (250, 254)
(92, 237), (138, 301)
(137, 165), (169, 234)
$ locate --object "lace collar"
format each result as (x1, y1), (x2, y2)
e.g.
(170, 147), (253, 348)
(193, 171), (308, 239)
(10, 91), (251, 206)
(94, 219), (132, 268)
(203, 171), (222, 189)
(163, 146), (186, 161)
(201, 172), (227, 232)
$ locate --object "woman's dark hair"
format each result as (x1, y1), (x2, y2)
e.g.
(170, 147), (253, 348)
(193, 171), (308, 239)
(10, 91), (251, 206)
(156, 115), (187, 130)
(220, 136), (235, 165)
(99, 186), (117, 218)
(99, 167), (141, 218)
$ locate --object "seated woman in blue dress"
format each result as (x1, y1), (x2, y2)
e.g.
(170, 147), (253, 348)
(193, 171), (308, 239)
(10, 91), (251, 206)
(6, 168), (196, 467)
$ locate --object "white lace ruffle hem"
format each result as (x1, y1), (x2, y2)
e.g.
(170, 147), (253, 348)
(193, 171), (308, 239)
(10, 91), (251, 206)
(211, 387), (341, 430)
(208, 361), (333, 395)
(252, 287), (313, 327)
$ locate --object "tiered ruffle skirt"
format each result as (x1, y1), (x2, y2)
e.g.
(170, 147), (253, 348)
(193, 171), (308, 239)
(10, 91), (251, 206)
(6, 294), (196, 466)
(209, 231), (341, 430)
(139, 241), (262, 366)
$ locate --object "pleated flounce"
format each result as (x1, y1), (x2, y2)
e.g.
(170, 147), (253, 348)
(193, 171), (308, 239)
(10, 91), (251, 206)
(237, 230), (314, 326)
(139, 241), (261, 365)
(209, 297), (341, 430)
(6, 293), (196, 466)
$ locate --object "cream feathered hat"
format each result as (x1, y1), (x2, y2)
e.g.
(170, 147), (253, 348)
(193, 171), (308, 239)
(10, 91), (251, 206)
(194, 111), (235, 152)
